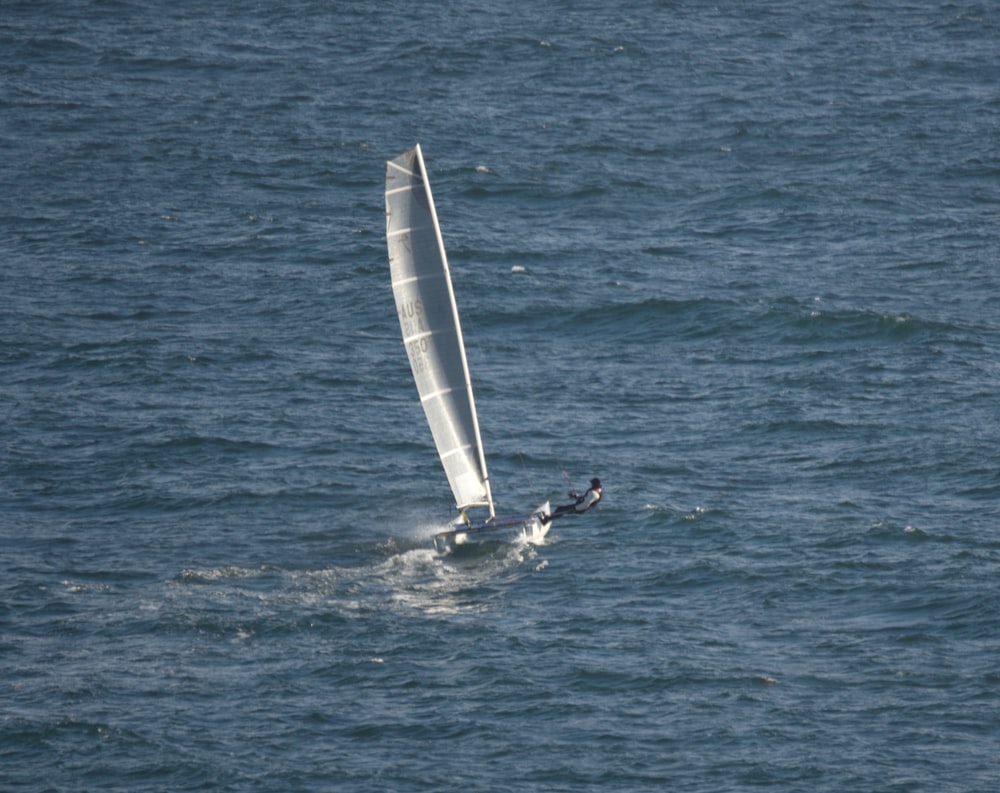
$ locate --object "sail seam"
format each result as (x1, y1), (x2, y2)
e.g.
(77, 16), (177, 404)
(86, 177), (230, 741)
(392, 272), (444, 288)
(386, 184), (420, 197)
(439, 444), (475, 461)
(387, 224), (433, 237)
(386, 159), (418, 177)
(403, 329), (436, 344)
(419, 384), (458, 402)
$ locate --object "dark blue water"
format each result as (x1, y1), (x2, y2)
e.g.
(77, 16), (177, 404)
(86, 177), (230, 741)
(3, 2), (999, 790)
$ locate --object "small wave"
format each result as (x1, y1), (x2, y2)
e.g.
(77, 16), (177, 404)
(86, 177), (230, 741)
(176, 565), (273, 584)
(643, 503), (722, 522)
(867, 521), (930, 540)
(781, 303), (965, 346)
(155, 435), (277, 452)
(540, 296), (740, 345)
(60, 579), (114, 594)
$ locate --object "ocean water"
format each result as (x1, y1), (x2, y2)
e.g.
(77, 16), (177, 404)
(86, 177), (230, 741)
(3, 1), (999, 790)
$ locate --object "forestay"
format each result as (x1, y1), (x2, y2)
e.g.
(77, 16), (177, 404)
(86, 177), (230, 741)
(385, 145), (494, 517)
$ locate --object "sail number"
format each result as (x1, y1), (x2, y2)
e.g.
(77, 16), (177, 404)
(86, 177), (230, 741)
(407, 338), (430, 373)
(399, 299), (430, 373)
(398, 299), (426, 335)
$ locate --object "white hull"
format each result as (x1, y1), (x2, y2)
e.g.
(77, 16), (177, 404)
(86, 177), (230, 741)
(433, 502), (550, 553)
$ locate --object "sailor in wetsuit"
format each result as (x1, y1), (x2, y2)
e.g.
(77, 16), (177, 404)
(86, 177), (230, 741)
(541, 478), (602, 525)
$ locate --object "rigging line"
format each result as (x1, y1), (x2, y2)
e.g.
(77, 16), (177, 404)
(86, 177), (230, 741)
(561, 466), (577, 494)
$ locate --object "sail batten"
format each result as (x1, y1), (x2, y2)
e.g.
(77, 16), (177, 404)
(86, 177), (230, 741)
(391, 273), (436, 287)
(439, 445), (477, 461)
(386, 224), (432, 237)
(419, 385), (459, 402)
(386, 188), (420, 199)
(402, 330), (435, 344)
(385, 144), (495, 517)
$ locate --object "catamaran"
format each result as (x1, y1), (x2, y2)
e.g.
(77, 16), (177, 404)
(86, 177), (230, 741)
(385, 144), (549, 552)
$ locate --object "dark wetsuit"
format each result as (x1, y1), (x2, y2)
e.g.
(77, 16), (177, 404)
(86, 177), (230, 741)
(544, 483), (601, 524)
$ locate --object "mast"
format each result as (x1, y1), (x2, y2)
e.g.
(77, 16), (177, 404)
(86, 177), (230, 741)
(412, 145), (495, 520)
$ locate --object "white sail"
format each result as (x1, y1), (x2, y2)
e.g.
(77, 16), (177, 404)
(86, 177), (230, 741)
(385, 145), (494, 517)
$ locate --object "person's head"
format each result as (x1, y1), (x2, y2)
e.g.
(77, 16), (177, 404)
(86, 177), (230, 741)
(590, 477), (601, 489)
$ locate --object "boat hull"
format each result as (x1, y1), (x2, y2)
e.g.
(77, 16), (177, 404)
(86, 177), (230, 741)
(433, 502), (550, 553)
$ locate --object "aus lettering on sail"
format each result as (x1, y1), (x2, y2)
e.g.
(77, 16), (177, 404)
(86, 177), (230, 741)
(399, 299), (430, 374)
(398, 299), (426, 337)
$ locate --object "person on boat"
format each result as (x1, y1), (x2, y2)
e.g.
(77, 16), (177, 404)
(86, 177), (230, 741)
(541, 478), (602, 524)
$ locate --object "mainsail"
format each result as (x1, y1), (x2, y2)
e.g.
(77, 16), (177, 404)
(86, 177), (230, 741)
(385, 145), (495, 518)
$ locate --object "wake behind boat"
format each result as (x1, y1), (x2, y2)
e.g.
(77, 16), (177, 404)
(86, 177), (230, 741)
(385, 144), (550, 552)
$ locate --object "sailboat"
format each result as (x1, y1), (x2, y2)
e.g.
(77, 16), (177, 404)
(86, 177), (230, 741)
(385, 144), (549, 552)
